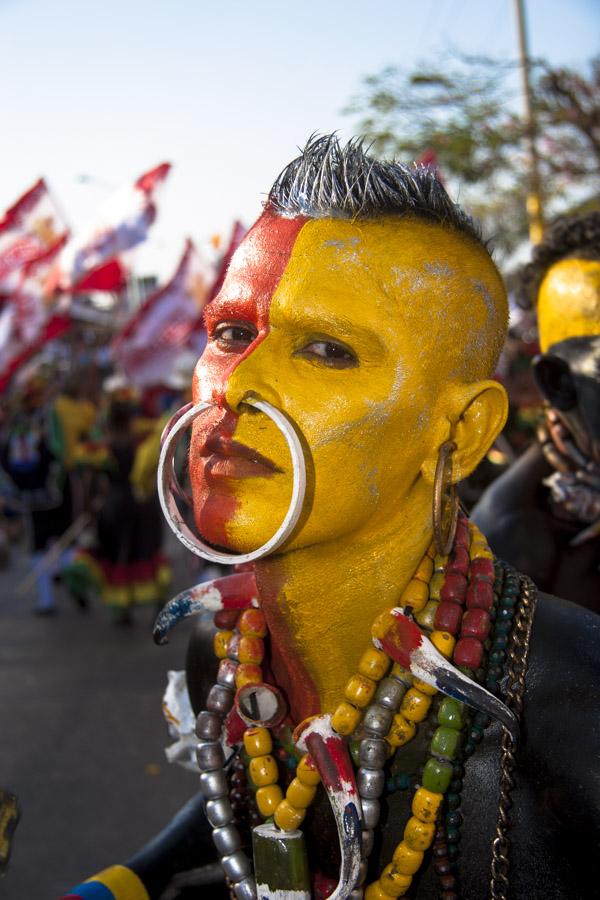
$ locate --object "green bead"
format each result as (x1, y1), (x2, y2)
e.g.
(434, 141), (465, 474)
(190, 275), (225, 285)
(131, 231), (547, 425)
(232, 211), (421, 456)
(422, 757), (453, 793)
(474, 711), (490, 729)
(497, 607), (513, 621)
(493, 635), (508, 649)
(446, 825), (460, 843)
(438, 697), (463, 730)
(494, 620), (512, 635)
(446, 810), (462, 828)
(446, 792), (460, 809)
(431, 726), (461, 760)
(349, 740), (361, 768)
(469, 726), (484, 743)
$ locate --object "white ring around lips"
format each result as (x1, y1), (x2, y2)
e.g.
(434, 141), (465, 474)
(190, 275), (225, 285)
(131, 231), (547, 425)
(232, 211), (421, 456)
(157, 399), (307, 565)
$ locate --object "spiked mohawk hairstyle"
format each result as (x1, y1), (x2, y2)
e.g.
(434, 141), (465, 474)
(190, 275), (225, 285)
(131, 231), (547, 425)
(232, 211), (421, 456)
(267, 134), (483, 246)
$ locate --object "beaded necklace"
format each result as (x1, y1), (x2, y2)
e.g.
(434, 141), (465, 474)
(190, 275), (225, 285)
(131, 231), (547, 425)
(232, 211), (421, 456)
(196, 516), (528, 900)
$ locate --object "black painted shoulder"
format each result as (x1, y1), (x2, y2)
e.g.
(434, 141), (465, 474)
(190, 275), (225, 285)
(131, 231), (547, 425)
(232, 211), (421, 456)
(471, 446), (557, 586)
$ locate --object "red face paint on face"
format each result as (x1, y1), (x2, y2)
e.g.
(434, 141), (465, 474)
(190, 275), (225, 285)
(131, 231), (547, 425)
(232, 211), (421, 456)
(188, 209), (307, 547)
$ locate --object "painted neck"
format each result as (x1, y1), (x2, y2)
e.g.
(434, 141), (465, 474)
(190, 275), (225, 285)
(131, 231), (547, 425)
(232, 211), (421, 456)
(255, 478), (434, 718)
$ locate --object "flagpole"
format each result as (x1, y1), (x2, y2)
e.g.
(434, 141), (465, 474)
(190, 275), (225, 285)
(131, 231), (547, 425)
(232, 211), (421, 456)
(513, 0), (544, 244)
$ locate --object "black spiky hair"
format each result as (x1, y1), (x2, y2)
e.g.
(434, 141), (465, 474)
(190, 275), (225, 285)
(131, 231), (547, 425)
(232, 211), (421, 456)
(267, 133), (483, 246)
(517, 211), (600, 309)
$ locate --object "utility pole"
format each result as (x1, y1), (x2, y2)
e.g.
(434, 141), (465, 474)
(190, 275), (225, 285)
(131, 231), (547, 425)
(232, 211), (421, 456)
(514, 0), (544, 244)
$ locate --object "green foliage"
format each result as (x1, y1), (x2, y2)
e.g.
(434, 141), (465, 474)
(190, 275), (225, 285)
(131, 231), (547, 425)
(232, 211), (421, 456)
(344, 54), (600, 260)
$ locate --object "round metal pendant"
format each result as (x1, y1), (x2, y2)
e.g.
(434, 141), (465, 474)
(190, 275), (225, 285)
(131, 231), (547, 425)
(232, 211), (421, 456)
(235, 682), (287, 728)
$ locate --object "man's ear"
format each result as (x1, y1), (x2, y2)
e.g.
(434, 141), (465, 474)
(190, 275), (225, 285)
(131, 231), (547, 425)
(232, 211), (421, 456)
(532, 353), (577, 411)
(421, 380), (509, 484)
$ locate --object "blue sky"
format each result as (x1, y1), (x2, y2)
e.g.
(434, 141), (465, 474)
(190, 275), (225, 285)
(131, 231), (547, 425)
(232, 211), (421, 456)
(1, 0), (598, 277)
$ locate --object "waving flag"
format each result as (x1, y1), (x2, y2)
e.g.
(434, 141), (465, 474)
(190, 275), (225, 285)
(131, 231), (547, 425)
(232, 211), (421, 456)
(0, 179), (69, 294)
(0, 239), (70, 392)
(61, 162), (171, 292)
(69, 258), (127, 294)
(112, 239), (212, 387)
(206, 219), (246, 304)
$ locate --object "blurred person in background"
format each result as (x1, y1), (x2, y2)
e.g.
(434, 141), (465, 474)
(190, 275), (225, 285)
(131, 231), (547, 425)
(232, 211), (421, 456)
(497, 306), (543, 456)
(64, 381), (170, 625)
(51, 372), (98, 528)
(473, 211), (600, 611)
(0, 377), (67, 613)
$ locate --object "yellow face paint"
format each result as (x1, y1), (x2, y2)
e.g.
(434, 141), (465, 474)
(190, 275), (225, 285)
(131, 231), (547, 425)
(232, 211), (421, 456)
(206, 216), (506, 553)
(537, 258), (600, 352)
(192, 214), (508, 711)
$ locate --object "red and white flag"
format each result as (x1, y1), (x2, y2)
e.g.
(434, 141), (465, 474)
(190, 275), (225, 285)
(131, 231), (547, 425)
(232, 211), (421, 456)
(112, 238), (212, 387)
(0, 240), (71, 393)
(0, 179), (69, 294)
(184, 219), (246, 358)
(61, 162), (171, 292)
(206, 219), (246, 305)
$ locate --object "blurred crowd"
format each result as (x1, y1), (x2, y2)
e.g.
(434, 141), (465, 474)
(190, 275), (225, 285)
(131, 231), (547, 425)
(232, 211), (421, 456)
(0, 336), (208, 624)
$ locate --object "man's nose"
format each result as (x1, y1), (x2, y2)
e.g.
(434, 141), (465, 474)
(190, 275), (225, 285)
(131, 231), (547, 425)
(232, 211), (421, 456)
(224, 338), (284, 414)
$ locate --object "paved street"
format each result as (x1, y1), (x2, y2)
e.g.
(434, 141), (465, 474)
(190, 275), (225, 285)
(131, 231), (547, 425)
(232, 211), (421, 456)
(0, 533), (205, 899)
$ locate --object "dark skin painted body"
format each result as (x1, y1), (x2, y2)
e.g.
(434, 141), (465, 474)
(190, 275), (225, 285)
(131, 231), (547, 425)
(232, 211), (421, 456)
(472, 443), (600, 612)
(121, 339), (600, 900)
(473, 335), (600, 613)
(123, 590), (600, 899)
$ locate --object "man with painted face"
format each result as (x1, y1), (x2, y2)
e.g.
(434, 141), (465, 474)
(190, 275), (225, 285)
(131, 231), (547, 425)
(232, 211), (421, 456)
(472, 212), (600, 612)
(63, 138), (599, 900)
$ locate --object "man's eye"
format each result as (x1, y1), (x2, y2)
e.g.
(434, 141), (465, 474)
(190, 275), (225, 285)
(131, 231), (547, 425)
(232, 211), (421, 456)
(212, 322), (257, 348)
(297, 340), (358, 369)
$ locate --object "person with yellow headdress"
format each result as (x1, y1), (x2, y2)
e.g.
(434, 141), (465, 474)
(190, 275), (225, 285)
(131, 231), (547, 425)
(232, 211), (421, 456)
(473, 212), (600, 612)
(60, 139), (599, 900)
(63, 380), (171, 624)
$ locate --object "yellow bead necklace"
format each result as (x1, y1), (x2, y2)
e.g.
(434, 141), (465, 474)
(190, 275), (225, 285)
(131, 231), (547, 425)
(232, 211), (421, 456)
(211, 529), (484, 897)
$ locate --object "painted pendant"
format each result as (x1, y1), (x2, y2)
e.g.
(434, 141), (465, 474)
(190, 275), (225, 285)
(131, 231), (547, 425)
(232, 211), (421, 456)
(252, 823), (311, 899)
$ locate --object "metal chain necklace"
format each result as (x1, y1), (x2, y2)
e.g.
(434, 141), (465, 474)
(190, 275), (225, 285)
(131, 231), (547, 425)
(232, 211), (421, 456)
(489, 574), (538, 900)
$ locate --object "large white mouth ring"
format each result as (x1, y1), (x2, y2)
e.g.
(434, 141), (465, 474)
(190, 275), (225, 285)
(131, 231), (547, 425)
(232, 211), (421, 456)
(157, 399), (307, 565)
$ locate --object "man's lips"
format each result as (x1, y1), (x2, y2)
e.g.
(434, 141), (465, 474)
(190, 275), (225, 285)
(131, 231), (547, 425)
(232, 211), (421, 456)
(200, 434), (283, 478)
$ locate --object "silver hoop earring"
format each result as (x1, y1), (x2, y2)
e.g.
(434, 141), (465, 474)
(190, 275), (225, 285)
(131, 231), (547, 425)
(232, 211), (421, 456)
(157, 399), (307, 565)
(160, 402), (194, 506)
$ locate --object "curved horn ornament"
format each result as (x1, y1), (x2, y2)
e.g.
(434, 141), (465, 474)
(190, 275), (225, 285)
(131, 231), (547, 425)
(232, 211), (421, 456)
(374, 607), (519, 745)
(153, 572), (258, 644)
(295, 715), (363, 900)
